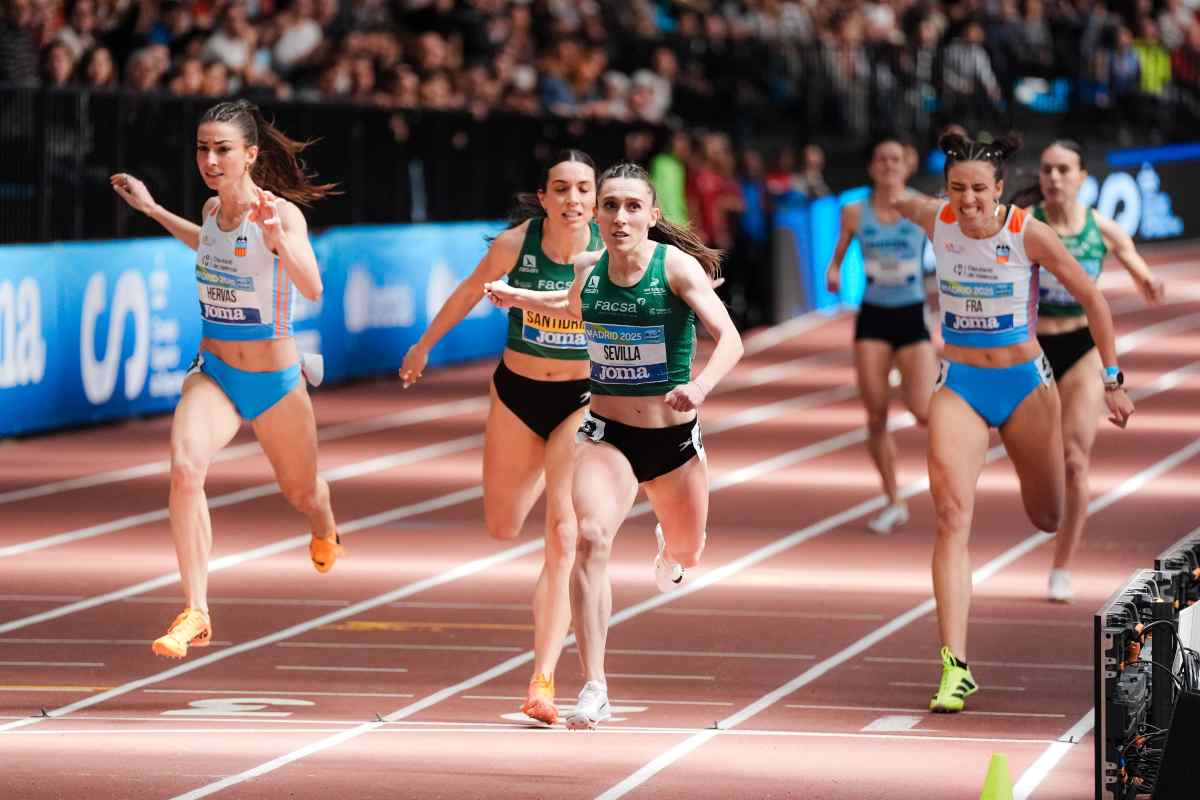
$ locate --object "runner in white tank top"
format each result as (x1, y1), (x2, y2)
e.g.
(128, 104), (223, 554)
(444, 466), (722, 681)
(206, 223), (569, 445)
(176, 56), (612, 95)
(111, 99), (344, 661)
(893, 131), (1133, 714)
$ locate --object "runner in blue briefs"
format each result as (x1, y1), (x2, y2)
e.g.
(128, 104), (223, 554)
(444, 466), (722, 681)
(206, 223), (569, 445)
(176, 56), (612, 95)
(111, 99), (343, 659)
(894, 131), (1134, 712)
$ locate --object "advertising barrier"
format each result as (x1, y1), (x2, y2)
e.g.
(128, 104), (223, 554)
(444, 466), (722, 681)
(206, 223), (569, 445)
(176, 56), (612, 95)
(0, 222), (505, 437)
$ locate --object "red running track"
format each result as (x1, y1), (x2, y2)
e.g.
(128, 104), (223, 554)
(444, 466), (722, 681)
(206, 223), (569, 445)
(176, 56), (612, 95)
(1, 245), (1199, 800)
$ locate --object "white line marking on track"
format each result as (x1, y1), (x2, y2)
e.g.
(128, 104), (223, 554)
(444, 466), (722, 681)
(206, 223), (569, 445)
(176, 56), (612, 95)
(592, 436), (1200, 799)
(0, 396), (490, 507)
(274, 666), (408, 673)
(1013, 709), (1095, 800)
(583, 648), (815, 661)
(606, 673), (714, 681)
(460, 695), (735, 707)
(0, 638), (232, 646)
(868, 657), (1090, 672)
(889, 681), (1027, 692)
(144, 688), (414, 698)
(124, 596), (352, 607)
(785, 703), (1066, 719)
(0, 433), (484, 559)
(654, 608), (886, 621)
(277, 643), (524, 653)
(0, 594), (85, 602)
(0, 309), (830, 508)
(0, 661), (104, 667)
(861, 715), (921, 732)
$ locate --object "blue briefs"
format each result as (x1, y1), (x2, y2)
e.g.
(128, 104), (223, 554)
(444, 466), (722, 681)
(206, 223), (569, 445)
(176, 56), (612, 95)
(188, 350), (301, 420)
(934, 354), (1054, 428)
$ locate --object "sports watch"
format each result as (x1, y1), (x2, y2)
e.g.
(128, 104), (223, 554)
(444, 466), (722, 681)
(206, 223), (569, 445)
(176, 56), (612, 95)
(1102, 365), (1124, 390)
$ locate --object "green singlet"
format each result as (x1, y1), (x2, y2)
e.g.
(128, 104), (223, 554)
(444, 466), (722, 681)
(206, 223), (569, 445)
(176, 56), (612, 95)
(505, 217), (603, 359)
(1034, 204), (1108, 317)
(579, 243), (696, 397)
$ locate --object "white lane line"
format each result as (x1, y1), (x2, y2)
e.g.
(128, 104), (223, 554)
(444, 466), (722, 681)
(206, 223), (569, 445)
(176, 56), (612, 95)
(868, 657), (1090, 672)
(592, 433), (1200, 800)
(0, 433), (483, 559)
(587, 648), (815, 661)
(0, 486), (483, 635)
(274, 666), (408, 674)
(143, 689), (414, 699)
(0, 376), (894, 636)
(861, 715), (922, 732)
(606, 673), (714, 681)
(0, 661), (106, 669)
(785, 703), (1066, 719)
(889, 681), (1026, 692)
(460, 695), (735, 707)
(0, 309), (826, 509)
(0, 594), (85, 602)
(388, 601), (531, 611)
(0, 396), (489, 507)
(0, 638), (233, 647)
(278, 643), (524, 653)
(1013, 709), (1095, 800)
(0, 724), (1064, 744)
(654, 608), (886, 622)
(125, 597), (352, 607)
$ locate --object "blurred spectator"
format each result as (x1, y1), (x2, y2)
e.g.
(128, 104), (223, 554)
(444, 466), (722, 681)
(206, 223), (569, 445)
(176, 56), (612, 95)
(794, 144), (831, 198)
(54, 0), (100, 61)
(202, 58), (229, 97)
(201, 1), (256, 74)
(764, 144), (799, 199)
(649, 128), (691, 226)
(940, 19), (1002, 131)
(169, 54), (205, 95)
(79, 44), (116, 89)
(273, 0), (323, 76)
(732, 147), (770, 326)
(124, 45), (162, 91)
(0, 0), (41, 86)
(41, 38), (74, 86)
(1158, 0), (1193, 51)
(686, 131), (744, 251)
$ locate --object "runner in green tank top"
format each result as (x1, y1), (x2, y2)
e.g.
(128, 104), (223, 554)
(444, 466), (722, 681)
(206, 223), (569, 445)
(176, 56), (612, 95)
(1018, 141), (1164, 603)
(399, 150), (602, 727)
(486, 162), (743, 729)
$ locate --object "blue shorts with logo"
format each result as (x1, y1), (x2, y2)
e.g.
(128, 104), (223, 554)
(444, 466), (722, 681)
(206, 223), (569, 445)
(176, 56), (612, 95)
(934, 355), (1054, 428)
(187, 350), (301, 420)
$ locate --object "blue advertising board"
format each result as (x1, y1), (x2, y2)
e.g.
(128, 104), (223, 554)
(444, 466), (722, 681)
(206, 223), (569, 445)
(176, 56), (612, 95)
(0, 221), (506, 437)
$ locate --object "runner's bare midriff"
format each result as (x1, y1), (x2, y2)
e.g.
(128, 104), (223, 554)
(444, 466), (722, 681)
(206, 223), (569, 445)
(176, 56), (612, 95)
(503, 348), (590, 382)
(589, 393), (696, 429)
(943, 339), (1043, 369)
(202, 336), (299, 372)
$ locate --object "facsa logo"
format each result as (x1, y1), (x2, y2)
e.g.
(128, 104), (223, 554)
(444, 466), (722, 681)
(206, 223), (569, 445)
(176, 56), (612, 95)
(81, 270), (150, 405)
(0, 277), (47, 389)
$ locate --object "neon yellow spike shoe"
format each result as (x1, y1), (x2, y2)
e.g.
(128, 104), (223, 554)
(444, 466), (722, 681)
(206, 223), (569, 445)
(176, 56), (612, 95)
(929, 646), (978, 713)
(521, 673), (558, 726)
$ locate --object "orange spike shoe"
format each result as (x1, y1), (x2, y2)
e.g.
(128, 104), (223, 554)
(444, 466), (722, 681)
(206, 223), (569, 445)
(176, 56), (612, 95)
(310, 532), (344, 574)
(152, 608), (212, 659)
(521, 673), (558, 725)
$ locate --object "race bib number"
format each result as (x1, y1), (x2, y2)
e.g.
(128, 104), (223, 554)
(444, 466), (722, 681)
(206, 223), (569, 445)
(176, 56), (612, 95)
(196, 264), (263, 326)
(865, 257), (919, 287)
(585, 322), (668, 385)
(939, 279), (1017, 335)
(522, 309), (586, 349)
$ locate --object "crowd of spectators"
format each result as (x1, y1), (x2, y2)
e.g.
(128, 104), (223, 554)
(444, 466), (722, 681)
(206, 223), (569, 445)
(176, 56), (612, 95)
(3, 0), (1200, 145)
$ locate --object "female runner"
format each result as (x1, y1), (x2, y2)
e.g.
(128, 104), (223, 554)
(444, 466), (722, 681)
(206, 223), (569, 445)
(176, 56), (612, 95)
(894, 132), (1133, 711)
(399, 150), (602, 725)
(484, 162), (743, 729)
(111, 99), (343, 658)
(826, 138), (938, 534)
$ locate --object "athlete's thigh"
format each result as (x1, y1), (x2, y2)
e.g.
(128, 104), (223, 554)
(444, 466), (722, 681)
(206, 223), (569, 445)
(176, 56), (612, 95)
(482, 383), (546, 534)
(643, 452), (709, 550)
(572, 441), (639, 540)
(894, 340), (938, 420)
(251, 381), (319, 487)
(171, 372), (242, 463)
(542, 405), (587, 526)
(1058, 348), (1104, 460)
(927, 387), (991, 516)
(854, 339), (895, 417)
(999, 382), (1065, 502)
